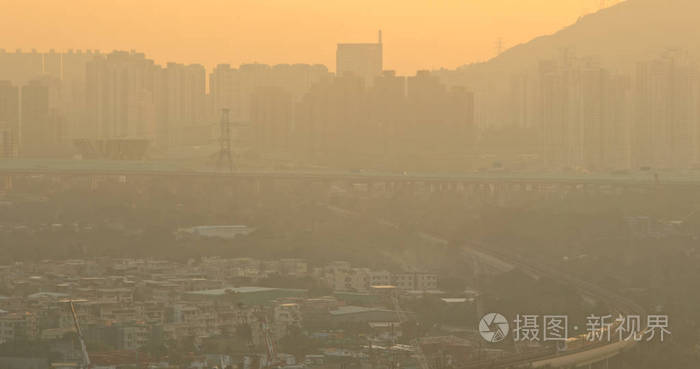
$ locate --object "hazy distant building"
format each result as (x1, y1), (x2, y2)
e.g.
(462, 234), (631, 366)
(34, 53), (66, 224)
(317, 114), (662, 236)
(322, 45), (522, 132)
(336, 31), (383, 86)
(0, 49), (100, 142)
(62, 49), (100, 140)
(154, 62), (207, 147)
(406, 71), (476, 154)
(0, 49), (43, 85)
(372, 70), (405, 100)
(210, 63), (329, 127)
(445, 86), (476, 143)
(44, 50), (61, 79)
(268, 64), (331, 99)
(536, 56), (631, 170)
(407, 70), (447, 121)
(368, 71), (407, 153)
(209, 64), (238, 120)
(371, 70), (406, 121)
(237, 63), (275, 121)
(250, 86), (293, 152)
(633, 53), (699, 169)
(509, 73), (535, 129)
(0, 81), (19, 158)
(21, 78), (65, 157)
(578, 67), (630, 170)
(295, 73), (366, 156)
(295, 69), (475, 160)
(85, 51), (157, 140)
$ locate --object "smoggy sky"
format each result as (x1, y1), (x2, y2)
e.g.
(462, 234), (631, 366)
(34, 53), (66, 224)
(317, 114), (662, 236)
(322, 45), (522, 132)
(0, 0), (621, 74)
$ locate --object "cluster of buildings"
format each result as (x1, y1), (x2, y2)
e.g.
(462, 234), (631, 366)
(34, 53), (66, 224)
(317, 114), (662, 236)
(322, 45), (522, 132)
(319, 261), (438, 292)
(15, 43), (700, 173)
(0, 49), (96, 158)
(3, 41), (700, 172)
(503, 50), (700, 170)
(0, 34), (474, 163)
(0, 256), (442, 368)
(293, 70), (474, 160)
(0, 48), (331, 158)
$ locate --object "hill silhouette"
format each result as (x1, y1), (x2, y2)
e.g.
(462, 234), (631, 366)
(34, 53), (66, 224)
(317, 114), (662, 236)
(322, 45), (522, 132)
(444, 0), (700, 94)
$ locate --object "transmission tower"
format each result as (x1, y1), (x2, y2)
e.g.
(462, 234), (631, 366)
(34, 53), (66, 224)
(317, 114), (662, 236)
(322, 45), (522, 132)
(218, 108), (233, 171)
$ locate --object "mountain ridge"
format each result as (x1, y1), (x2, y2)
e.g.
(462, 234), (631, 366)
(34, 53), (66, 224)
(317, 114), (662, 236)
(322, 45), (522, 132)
(448, 0), (700, 89)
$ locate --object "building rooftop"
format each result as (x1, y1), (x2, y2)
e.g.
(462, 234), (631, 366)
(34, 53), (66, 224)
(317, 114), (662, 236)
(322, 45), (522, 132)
(185, 286), (282, 296)
(329, 305), (393, 316)
(27, 292), (69, 299)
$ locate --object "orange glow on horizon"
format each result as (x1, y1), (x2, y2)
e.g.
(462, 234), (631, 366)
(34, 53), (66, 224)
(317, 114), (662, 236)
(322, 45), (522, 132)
(0, 0), (619, 74)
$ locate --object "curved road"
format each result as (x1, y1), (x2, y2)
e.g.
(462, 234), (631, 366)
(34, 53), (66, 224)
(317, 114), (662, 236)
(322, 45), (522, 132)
(458, 245), (645, 369)
(325, 201), (646, 368)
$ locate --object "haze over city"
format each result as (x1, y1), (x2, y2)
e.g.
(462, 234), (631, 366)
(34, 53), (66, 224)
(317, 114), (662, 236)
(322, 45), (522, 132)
(0, 1), (699, 368)
(0, 0), (622, 73)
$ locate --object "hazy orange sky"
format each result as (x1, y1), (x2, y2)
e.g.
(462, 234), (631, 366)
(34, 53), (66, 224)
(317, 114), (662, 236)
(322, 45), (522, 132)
(0, 0), (620, 74)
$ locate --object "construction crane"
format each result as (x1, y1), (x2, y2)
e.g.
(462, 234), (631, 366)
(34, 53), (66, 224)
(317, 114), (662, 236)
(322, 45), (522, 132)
(69, 300), (91, 369)
(391, 289), (430, 369)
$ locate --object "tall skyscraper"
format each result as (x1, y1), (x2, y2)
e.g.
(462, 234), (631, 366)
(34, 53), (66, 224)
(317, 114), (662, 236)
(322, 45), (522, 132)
(154, 62), (206, 147)
(21, 77), (64, 157)
(336, 31), (383, 86)
(209, 64), (238, 122)
(633, 53), (699, 169)
(0, 49), (43, 86)
(295, 73), (366, 156)
(209, 63), (330, 125)
(85, 51), (157, 140)
(535, 56), (631, 170)
(44, 50), (61, 79)
(369, 70), (406, 126)
(250, 86), (293, 152)
(62, 50), (99, 140)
